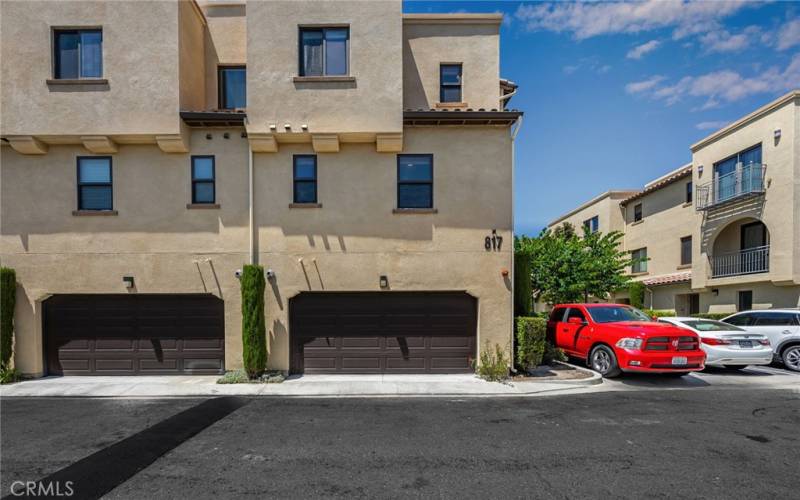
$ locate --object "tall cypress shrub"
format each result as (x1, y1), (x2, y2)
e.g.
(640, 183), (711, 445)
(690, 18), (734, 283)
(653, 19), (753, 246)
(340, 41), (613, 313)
(241, 264), (267, 378)
(514, 252), (532, 317)
(1, 267), (16, 369)
(629, 281), (645, 309)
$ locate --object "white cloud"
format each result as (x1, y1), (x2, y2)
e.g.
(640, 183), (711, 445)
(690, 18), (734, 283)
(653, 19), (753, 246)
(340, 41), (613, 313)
(696, 120), (730, 130)
(627, 40), (661, 59)
(626, 54), (800, 106)
(699, 26), (761, 54)
(625, 75), (666, 94)
(514, 0), (752, 40)
(598, 64), (612, 74)
(563, 65), (580, 75)
(776, 18), (800, 50)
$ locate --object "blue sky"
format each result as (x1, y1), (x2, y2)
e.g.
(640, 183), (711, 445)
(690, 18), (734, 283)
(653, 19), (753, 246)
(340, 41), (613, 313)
(403, 1), (800, 236)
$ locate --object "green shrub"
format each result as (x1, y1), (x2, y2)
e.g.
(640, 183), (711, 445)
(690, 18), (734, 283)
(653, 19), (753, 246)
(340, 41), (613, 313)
(1, 267), (16, 370)
(514, 252), (533, 317)
(515, 316), (567, 372)
(690, 312), (730, 320)
(217, 368), (284, 384)
(643, 309), (676, 318)
(241, 264), (267, 379)
(629, 281), (645, 309)
(0, 366), (20, 385)
(475, 342), (509, 382)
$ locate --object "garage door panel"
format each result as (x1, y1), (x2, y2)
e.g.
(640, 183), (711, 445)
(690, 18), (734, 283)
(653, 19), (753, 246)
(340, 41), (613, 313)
(46, 295), (224, 376)
(291, 292), (476, 374)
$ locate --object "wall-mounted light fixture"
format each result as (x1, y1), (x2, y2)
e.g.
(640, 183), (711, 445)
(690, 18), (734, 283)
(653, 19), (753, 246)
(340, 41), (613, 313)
(266, 269), (276, 280)
(223, 132), (230, 139)
(205, 133), (212, 140)
(712, 288), (719, 296)
(697, 164), (704, 176)
(774, 128), (781, 140)
(500, 268), (509, 277)
(379, 275), (389, 288)
(123, 276), (135, 288)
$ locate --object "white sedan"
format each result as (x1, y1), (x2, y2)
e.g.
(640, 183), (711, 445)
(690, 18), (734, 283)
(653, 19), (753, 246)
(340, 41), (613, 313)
(658, 317), (772, 369)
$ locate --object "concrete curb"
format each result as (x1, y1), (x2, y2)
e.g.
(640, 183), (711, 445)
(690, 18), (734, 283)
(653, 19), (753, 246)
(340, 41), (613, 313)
(509, 360), (602, 393)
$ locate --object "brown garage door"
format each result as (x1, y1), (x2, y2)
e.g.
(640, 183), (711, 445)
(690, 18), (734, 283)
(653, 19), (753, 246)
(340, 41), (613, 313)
(45, 294), (225, 375)
(290, 292), (477, 374)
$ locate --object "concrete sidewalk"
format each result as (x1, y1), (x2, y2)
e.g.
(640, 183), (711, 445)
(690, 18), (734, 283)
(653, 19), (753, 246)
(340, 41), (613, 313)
(0, 370), (601, 398)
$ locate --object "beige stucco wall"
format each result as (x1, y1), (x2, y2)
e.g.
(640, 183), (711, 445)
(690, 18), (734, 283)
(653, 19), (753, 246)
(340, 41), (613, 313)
(622, 178), (697, 277)
(691, 95), (798, 290)
(403, 19), (500, 111)
(178, 0), (206, 111)
(547, 191), (635, 235)
(0, 0), (182, 137)
(1, 126), (512, 375)
(199, 1), (246, 110)
(245, 0), (403, 135)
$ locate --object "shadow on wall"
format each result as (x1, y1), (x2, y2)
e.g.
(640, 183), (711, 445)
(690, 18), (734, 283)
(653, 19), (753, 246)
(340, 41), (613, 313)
(700, 198), (765, 255)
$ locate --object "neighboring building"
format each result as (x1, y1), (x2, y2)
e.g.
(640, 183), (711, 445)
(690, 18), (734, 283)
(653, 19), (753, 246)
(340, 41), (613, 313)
(547, 190), (640, 236)
(0, 1), (521, 377)
(548, 90), (800, 314)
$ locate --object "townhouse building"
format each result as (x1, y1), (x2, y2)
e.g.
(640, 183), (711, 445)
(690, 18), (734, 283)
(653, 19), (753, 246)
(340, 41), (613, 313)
(548, 91), (800, 315)
(0, 1), (521, 377)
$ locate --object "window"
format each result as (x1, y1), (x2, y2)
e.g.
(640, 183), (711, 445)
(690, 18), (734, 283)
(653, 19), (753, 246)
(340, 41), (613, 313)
(549, 307), (567, 322)
(565, 308), (586, 323)
(191, 156), (215, 204)
(725, 313), (755, 326)
(440, 64), (462, 103)
(633, 203), (643, 222)
(688, 293), (700, 315)
(685, 182), (693, 204)
(587, 306), (652, 324)
(218, 66), (246, 109)
(77, 157), (112, 210)
(293, 155), (317, 204)
(631, 248), (647, 273)
(754, 312), (799, 326)
(397, 155), (433, 209)
(54, 29), (102, 79)
(299, 27), (348, 76)
(583, 215), (599, 234)
(680, 236), (692, 265)
(737, 290), (753, 312)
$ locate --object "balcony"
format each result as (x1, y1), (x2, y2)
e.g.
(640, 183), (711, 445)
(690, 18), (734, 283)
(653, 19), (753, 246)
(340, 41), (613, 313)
(711, 245), (770, 278)
(695, 163), (766, 210)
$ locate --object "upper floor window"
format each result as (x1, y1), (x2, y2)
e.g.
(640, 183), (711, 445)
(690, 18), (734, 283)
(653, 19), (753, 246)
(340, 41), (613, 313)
(54, 29), (102, 79)
(631, 248), (647, 273)
(191, 156), (215, 204)
(583, 215), (599, 234)
(685, 181), (693, 204)
(218, 66), (246, 109)
(293, 155), (318, 204)
(680, 236), (692, 265)
(440, 64), (462, 103)
(300, 27), (348, 76)
(633, 203), (643, 222)
(397, 155), (433, 209)
(77, 157), (112, 210)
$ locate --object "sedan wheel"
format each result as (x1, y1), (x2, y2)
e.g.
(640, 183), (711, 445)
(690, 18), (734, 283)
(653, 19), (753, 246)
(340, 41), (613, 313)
(590, 345), (621, 378)
(782, 345), (800, 372)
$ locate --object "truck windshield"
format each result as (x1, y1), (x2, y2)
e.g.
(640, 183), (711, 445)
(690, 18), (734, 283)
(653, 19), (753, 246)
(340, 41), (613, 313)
(587, 306), (652, 324)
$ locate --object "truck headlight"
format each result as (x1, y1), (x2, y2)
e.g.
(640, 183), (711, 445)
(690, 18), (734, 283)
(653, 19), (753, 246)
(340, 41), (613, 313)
(615, 338), (643, 350)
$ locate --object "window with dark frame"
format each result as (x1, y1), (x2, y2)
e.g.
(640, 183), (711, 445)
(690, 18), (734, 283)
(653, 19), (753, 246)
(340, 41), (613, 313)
(680, 236), (692, 265)
(631, 247), (647, 273)
(77, 157), (112, 211)
(685, 181), (693, 203)
(54, 29), (102, 79)
(633, 203), (643, 222)
(299, 27), (348, 76)
(440, 64), (462, 103)
(397, 155), (433, 209)
(218, 66), (246, 109)
(583, 215), (599, 234)
(293, 155), (318, 204)
(191, 156), (215, 204)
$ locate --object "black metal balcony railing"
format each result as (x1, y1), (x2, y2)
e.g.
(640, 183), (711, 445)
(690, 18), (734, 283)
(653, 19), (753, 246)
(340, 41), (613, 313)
(696, 163), (766, 210)
(711, 245), (770, 278)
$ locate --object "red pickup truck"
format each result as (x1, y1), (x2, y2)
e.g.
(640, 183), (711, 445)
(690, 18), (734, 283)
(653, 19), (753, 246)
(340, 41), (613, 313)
(547, 304), (706, 377)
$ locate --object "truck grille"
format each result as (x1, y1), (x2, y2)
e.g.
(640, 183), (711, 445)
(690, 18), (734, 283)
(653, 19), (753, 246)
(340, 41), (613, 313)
(644, 336), (698, 351)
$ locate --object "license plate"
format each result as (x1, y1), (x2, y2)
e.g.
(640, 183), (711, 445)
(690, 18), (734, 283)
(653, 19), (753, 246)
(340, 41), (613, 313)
(672, 356), (688, 366)
(739, 340), (753, 348)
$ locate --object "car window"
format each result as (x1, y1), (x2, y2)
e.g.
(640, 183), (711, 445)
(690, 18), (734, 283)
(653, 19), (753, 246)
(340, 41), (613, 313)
(682, 320), (745, 332)
(724, 313), (755, 326)
(754, 312), (798, 326)
(586, 306), (652, 323)
(549, 308), (566, 322)
(566, 308), (586, 322)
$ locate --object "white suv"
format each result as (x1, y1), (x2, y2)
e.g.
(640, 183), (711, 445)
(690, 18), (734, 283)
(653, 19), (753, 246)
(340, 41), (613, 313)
(722, 309), (800, 372)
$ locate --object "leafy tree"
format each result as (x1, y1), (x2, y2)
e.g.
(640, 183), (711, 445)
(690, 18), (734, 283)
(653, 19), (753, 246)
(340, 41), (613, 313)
(629, 281), (646, 309)
(513, 247), (533, 317)
(516, 223), (643, 305)
(0, 267), (16, 370)
(241, 264), (267, 378)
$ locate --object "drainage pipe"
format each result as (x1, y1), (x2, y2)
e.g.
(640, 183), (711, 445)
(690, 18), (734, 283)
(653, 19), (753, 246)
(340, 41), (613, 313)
(509, 114), (523, 372)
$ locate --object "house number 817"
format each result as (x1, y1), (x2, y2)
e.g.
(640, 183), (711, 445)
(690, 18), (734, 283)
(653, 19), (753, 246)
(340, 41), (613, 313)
(485, 230), (502, 251)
